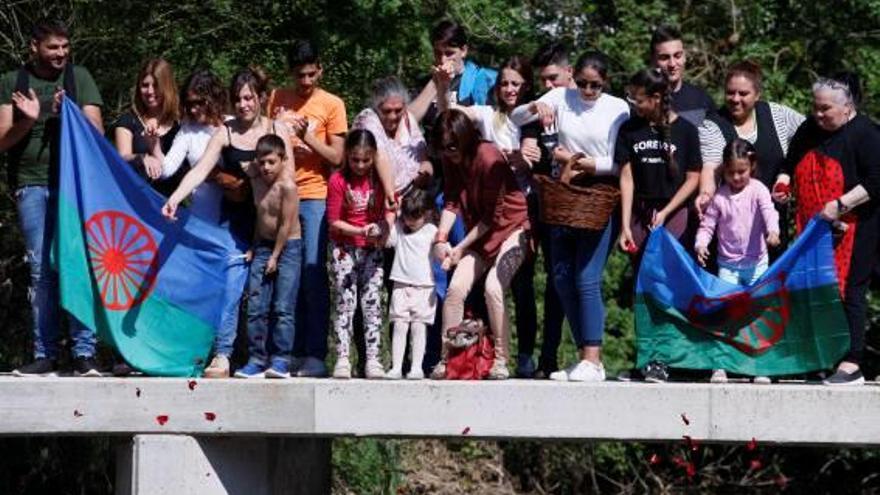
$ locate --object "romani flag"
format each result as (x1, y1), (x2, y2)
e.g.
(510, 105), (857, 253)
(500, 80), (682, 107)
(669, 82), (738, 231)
(635, 218), (849, 376)
(54, 99), (243, 376)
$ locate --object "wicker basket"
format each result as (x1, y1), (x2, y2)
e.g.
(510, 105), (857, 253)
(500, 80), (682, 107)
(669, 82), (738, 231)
(536, 174), (620, 230)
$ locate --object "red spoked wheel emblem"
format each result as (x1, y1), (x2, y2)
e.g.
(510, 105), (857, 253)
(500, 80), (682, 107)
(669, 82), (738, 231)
(85, 210), (159, 310)
(685, 272), (791, 356)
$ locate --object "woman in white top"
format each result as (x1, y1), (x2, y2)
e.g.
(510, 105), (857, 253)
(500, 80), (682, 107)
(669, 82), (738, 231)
(510, 52), (630, 382)
(153, 69), (261, 379)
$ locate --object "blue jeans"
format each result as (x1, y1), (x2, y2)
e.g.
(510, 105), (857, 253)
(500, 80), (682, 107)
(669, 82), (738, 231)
(550, 217), (617, 348)
(214, 254), (248, 357)
(246, 239), (303, 365)
(16, 185), (95, 359)
(293, 199), (329, 360)
(717, 257), (769, 286)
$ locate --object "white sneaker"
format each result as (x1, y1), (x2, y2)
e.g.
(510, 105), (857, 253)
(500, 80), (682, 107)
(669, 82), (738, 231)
(550, 361), (605, 382)
(710, 369), (728, 384)
(332, 359), (351, 379)
(406, 369), (425, 380)
(365, 359), (385, 379)
(203, 355), (230, 379)
(386, 368), (403, 380)
(568, 361), (606, 382)
(487, 359), (510, 380)
(753, 376), (771, 384)
(430, 362), (447, 380)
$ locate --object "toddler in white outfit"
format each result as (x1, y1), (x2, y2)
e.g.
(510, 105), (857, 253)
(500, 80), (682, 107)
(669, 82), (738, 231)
(385, 189), (437, 380)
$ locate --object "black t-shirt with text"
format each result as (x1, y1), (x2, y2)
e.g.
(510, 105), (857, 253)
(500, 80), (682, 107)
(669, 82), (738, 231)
(615, 116), (702, 200)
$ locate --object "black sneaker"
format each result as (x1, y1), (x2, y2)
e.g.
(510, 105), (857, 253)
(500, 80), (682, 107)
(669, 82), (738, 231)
(643, 361), (669, 383)
(112, 362), (135, 377)
(823, 368), (864, 386)
(73, 357), (102, 377)
(12, 358), (58, 377)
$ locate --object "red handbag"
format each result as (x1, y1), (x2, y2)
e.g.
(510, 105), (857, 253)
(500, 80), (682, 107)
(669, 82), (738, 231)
(445, 319), (495, 380)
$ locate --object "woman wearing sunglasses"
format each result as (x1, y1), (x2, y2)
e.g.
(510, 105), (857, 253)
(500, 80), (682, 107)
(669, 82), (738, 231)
(509, 52), (630, 382)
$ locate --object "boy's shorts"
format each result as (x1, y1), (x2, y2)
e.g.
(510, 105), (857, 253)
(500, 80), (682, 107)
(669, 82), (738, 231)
(389, 282), (437, 324)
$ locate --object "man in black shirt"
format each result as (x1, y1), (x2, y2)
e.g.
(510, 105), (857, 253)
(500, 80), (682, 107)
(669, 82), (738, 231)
(650, 25), (716, 127)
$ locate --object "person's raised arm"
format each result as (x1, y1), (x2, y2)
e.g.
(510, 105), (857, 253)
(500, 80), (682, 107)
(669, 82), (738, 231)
(409, 79), (437, 123)
(162, 129), (226, 219)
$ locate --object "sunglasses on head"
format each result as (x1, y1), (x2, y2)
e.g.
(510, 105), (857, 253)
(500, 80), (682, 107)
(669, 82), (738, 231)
(185, 97), (207, 108)
(575, 79), (603, 91)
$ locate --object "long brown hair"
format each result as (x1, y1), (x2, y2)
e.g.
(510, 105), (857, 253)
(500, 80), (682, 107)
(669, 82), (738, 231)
(133, 58), (179, 125)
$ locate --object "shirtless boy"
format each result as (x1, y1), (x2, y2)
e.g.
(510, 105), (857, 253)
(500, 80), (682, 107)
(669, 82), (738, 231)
(234, 134), (303, 379)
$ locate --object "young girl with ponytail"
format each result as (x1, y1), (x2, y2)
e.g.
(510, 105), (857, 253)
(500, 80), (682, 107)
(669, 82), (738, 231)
(616, 68), (702, 382)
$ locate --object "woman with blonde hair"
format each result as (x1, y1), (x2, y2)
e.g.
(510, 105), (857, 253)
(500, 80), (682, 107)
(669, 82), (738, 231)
(114, 58), (183, 196)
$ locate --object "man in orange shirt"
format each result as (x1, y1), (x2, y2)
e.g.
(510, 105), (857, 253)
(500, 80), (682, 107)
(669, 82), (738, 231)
(267, 40), (347, 377)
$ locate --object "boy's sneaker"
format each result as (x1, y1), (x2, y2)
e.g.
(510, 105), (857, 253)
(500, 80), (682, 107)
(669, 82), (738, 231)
(332, 359), (352, 379)
(643, 361), (669, 383)
(710, 369), (728, 384)
(73, 357), (102, 377)
(406, 369), (425, 380)
(430, 361), (447, 380)
(112, 362), (135, 377)
(234, 362), (266, 379)
(515, 354), (535, 379)
(823, 368), (865, 386)
(296, 357), (328, 378)
(265, 359), (290, 379)
(385, 368), (403, 380)
(487, 359), (510, 380)
(12, 358), (58, 377)
(752, 376), (772, 385)
(365, 359), (385, 379)
(204, 355), (230, 379)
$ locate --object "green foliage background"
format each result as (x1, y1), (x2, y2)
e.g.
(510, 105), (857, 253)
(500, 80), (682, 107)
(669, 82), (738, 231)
(1, 0), (879, 493)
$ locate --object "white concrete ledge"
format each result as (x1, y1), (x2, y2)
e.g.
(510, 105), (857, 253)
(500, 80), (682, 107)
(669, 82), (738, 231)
(1, 377), (878, 446)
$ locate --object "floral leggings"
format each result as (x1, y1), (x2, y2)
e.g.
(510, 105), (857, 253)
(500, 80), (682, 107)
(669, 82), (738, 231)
(331, 243), (384, 361)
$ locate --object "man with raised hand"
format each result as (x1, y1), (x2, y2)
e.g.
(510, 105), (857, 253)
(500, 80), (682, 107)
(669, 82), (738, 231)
(0, 19), (104, 377)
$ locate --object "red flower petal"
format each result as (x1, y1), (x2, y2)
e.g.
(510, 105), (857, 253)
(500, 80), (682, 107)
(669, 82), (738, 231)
(135, 388), (141, 398)
(649, 453), (662, 465)
(188, 380), (197, 391)
(204, 412), (217, 421)
(156, 415), (169, 426)
(747, 437), (758, 451)
(750, 458), (762, 471)
(73, 410), (83, 418)
(461, 426), (470, 435)
(681, 413), (690, 426)
(686, 462), (697, 478)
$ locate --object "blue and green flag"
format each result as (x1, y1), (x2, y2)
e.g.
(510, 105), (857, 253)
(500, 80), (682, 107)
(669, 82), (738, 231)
(55, 99), (244, 376)
(635, 218), (849, 376)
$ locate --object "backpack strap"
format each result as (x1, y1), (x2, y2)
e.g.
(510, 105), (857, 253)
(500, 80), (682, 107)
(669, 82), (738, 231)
(63, 63), (78, 104)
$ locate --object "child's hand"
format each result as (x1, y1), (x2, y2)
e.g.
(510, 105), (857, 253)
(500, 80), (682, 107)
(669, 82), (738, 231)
(440, 246), (462, 271)
(766, 231), (781, 248)
(650, 209), (668, 230)
(363, 223), (381, 239)
(265, 255), (278, 275)
(695, 245), (710, 267)
(244, 250), (253, 262)
(433, 241), (452, 263)
(771, 182), (791, 204)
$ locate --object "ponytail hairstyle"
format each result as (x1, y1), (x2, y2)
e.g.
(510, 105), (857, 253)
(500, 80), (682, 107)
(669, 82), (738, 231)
(629, 67), (677, 179)
(229, 66), (271, 117)
(725, 60), (763, 94)
(342, 129), (380, 200)
(721, 137), (758, 180)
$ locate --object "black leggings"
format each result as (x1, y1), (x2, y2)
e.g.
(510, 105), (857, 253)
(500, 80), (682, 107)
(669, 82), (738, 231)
(843, 213), (880, 365)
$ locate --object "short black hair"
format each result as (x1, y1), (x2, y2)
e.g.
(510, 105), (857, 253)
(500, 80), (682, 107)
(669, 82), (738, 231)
(256, 134), (286, 159)
(650, 25), (682, 56)
(32, 19), (70, 42)
(401, 188), (434, 219)
(430, 19), (467, 48)
(531, 42), (569, 69)
(287, 40), (320, 69)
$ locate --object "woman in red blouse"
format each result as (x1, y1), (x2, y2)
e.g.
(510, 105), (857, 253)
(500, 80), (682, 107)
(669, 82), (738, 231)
(430, 110), (531, 380)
